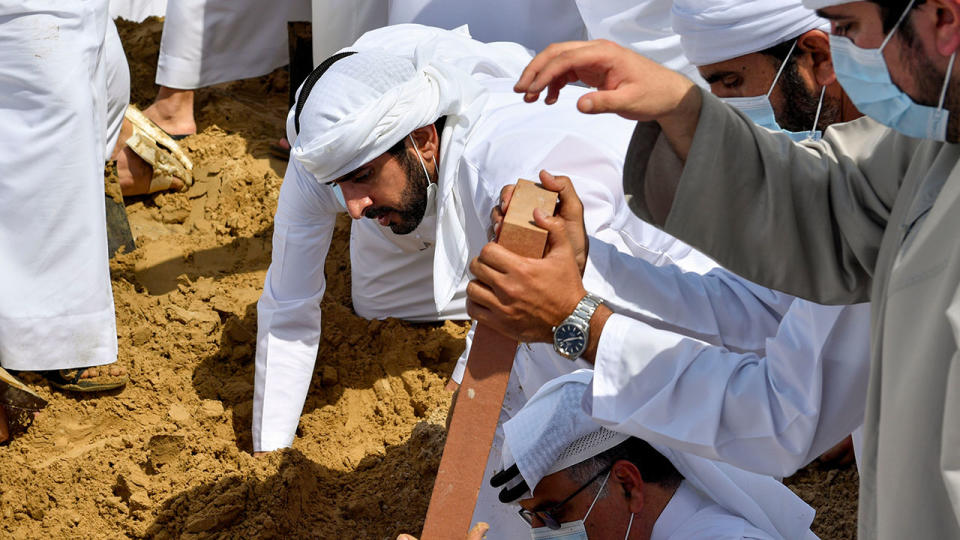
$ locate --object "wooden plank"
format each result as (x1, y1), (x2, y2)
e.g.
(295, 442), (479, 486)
(420, 179), (557, 539)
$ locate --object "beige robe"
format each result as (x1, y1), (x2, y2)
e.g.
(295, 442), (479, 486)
(622, 88), (960, 539)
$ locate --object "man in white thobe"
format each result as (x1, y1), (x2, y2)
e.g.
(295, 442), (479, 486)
(507, 0), (960, 536)
(253, 24), (726, 535)
(0, 1), (124, 389)
(490, 371), (815, 539)
(141, 0), (312, 137)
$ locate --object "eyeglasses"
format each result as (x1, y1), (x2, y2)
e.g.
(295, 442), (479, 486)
(518, 464), (612, 530)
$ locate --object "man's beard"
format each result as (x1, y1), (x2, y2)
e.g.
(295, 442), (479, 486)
(777, 59), (839, 133)
(363, 150), (430, 235)
(897, 21), (960, 141)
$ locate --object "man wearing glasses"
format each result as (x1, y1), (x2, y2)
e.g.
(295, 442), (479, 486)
(488, 371), (815, 539)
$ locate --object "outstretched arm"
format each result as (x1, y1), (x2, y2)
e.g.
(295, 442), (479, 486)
(514, 40), (702, 162)
(253, 160), (342, 454)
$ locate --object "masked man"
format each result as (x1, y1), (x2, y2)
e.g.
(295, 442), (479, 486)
(491, 371), (816, 539)
(510, 0), (960, 537)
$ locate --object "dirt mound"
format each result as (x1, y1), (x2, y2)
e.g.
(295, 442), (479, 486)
(0, 17), (857, 539)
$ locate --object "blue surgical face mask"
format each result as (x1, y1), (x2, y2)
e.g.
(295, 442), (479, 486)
(721, 39), (825, 142)
(331, 134), (436, 210)
(829, 0), (956, 141)
(529, 472), (635, 540)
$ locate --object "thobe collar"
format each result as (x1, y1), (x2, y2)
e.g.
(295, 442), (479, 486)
(431, 89), (489, 312)
(650, 481), (711, 540)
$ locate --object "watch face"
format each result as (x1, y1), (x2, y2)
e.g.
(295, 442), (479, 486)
(555, 323), (586, 357)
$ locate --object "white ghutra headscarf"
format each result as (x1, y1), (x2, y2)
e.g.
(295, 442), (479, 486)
(289, 24), (534, 313)
(501, 370), (818, 540)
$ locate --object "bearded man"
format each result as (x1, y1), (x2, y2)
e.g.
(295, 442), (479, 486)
(253, 24), (732, 534)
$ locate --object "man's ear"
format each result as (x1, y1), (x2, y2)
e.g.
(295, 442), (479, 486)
(930, 0), (960, 57)
(410, 125), (439, 162)
(797, 29), (837, 87)
(611, 460), (645, 514)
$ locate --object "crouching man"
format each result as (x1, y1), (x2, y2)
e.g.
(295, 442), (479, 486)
(255, 23), (735, 534)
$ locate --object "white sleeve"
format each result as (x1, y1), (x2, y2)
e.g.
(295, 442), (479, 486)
(253, 160), (343, 452)
(584, 237), (795, 354)
(450, 321), (475, 385)
(588, 302), (871, 477)
(466, 122), (791, 355)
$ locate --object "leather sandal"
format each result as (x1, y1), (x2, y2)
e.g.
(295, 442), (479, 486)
(40, 367), (128, 393)
(123, 105), (194, 194)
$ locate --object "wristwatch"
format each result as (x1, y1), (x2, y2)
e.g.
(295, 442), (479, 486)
(552, 292), (604, 360)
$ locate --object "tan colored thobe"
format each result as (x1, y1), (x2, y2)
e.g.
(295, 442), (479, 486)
(622, 88), (960, 539)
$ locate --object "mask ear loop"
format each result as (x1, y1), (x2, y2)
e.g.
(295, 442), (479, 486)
(582, 470), (611, 522)
(937, 52), (956, 111)
(766, 39), (799, 99)
(409, 134), (435, 183)
(809, 85), (827, 137)
(623, 513), (635, 540)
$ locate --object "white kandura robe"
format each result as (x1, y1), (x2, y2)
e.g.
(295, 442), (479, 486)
(587, 279), (870, 477)
(386, 0), (587, 52)
(651, 481), (775, 540)
(104, 18), (130, 159)
(311, 0), (586, 70)
(574, 0), (707, 87)
(156, 0), (310, 89)
(0, 1), (117, 370)
(254, 79), (718, 535)
(581, 237), (871, 475)
(253, 78), (717, 447)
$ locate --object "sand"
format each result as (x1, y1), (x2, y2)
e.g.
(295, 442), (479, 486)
(0, 18), (858, 539)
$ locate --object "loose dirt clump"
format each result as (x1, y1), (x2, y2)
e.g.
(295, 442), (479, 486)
(0, 17), (857, 539)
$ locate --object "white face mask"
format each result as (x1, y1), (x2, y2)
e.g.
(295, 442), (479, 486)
(331, 134), (436, 210)
(721, 39), (825, 142)
(409, 134), (439, 217)
(530, 472), (635, 540)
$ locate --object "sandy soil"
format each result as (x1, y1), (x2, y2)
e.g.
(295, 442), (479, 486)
(0, 18), (858, 539)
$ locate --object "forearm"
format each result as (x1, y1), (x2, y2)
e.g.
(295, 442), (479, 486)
(589, 303), (869, 477)
(626, 92), (906, 304)
(654, 82), (703, 163)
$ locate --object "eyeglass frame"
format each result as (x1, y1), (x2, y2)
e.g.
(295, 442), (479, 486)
(517, 463), (613, 530)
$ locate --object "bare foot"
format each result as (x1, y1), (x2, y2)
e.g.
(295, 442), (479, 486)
(77, 364), (127, 380)
(819, 435), (856, 467)
(142, 86), (197, 136)
(0, 405), (9, 443)
(113, 117), (184, 196)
